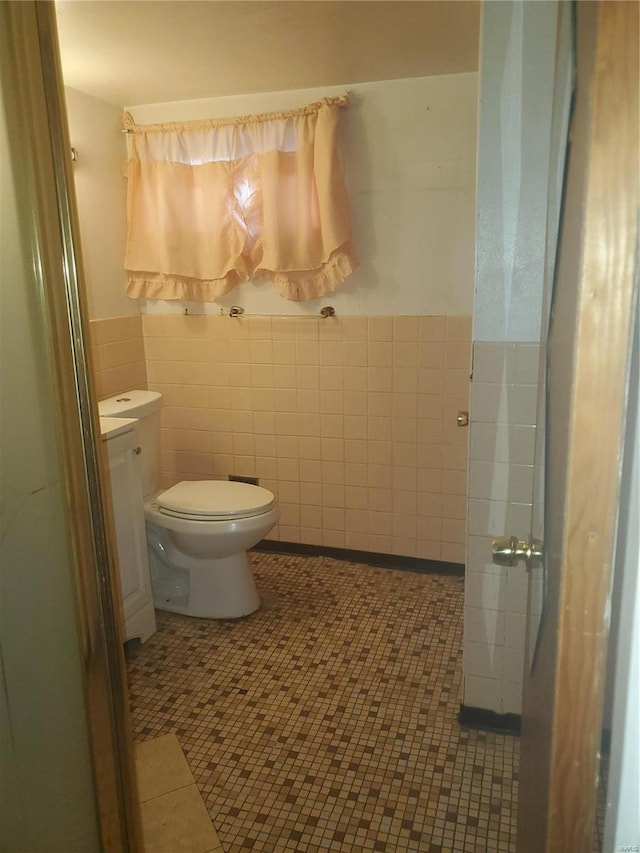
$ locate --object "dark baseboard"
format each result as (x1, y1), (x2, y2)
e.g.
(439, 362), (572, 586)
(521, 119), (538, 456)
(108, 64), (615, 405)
(252, 539), (465, 577)
(459, 704), (521, 736)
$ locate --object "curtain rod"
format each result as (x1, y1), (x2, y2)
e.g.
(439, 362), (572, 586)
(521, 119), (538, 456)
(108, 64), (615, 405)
(122, 94), (349, 134)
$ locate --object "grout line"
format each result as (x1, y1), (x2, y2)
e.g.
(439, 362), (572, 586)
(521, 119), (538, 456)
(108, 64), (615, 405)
(137, 777), (197, 804)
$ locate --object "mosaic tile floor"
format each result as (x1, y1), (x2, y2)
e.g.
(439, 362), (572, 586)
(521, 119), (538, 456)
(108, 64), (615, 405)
(127, 551), (519, 852)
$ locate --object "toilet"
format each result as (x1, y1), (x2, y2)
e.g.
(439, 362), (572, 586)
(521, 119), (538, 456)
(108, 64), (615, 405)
(97, 390), (279, 619)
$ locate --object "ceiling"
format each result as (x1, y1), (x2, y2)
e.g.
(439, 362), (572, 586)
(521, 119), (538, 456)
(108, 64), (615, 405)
(55, 1), (480, 107)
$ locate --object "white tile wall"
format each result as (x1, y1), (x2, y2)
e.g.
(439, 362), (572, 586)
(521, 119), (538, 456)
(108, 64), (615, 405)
(464, 340), (541, 715)
(464, 605), (505, 645)
(469, 422), (536, 465)
(464, 675), (502, 714)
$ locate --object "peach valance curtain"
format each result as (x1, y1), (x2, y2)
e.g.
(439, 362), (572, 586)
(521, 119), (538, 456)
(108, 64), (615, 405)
(123, 97), (358, 302)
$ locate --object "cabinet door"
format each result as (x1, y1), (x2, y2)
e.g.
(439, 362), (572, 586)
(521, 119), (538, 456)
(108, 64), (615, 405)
(105, 431), (153, 621)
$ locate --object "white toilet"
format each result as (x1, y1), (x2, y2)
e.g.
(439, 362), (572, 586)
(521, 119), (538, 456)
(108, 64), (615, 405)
(98, 390), (279, 619)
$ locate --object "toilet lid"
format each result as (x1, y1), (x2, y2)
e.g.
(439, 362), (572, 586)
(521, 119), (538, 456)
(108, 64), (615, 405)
(156, 480), (275, 520)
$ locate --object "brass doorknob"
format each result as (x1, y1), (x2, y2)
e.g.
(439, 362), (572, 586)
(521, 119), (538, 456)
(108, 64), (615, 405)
(492, 535), (544, 570)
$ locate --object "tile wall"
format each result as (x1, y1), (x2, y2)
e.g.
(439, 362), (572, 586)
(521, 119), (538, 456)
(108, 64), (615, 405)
(140, 314), (471, 563)
(464, 341), (540, 714)
(89, 315), (147, 399)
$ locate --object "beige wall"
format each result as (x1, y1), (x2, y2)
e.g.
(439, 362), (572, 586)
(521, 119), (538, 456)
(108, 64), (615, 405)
(64, 87), (131, 320)
(89, 315), (147, 399)
(89, 311), (470, 563)
(128, 73), (478, 318)
(78, 71), (478, 562)
(140, 313), (470, 562)
(69, 73), (477, 323)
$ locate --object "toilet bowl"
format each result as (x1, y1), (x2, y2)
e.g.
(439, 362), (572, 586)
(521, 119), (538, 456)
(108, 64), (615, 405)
(98, 390), (279, 619)
(145, 480), (279, 618)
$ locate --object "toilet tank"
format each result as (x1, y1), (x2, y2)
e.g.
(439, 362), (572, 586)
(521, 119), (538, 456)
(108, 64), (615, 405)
(98, 390), (162, 498)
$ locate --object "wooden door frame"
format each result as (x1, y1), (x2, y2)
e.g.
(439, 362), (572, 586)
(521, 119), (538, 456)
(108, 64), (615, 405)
(518, 2), (639, 850)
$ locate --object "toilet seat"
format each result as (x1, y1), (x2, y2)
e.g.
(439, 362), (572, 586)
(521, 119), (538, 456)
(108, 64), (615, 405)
(156, 480), (275, 521)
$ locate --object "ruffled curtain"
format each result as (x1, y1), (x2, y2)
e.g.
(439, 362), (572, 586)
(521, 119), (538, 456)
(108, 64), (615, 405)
(123, 96), (358, 302)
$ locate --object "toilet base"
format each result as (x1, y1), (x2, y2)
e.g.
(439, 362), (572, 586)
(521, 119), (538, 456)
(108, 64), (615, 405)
(149, 548), (261, 619)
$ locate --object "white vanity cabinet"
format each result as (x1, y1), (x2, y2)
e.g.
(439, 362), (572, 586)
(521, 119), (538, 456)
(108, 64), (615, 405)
(100, 417), (156, 642)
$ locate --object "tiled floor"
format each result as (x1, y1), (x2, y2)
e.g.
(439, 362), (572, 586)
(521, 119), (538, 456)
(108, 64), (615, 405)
(127, 551), (519, 852)
(136, 733), (224, 853)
